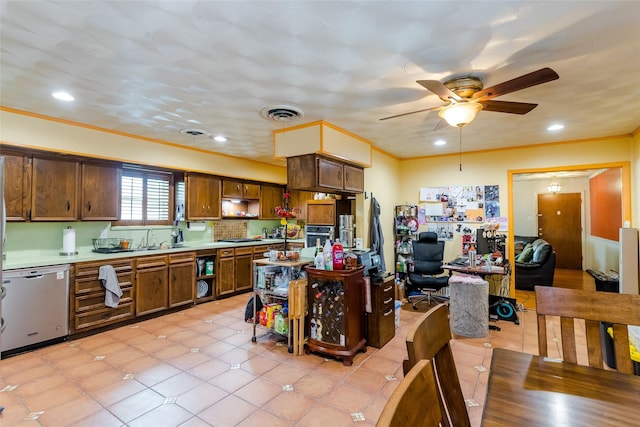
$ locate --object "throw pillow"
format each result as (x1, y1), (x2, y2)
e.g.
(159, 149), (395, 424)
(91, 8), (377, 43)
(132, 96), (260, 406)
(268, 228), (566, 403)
(533, 243), (552, 263)
(516, 243), (534, 263)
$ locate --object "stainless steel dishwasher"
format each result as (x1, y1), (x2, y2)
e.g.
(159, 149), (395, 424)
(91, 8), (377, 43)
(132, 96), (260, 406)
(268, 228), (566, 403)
(1, 264), (70, 354)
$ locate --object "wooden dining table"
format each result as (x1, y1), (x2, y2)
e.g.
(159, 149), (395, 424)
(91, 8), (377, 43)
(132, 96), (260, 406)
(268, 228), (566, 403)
(482, 348), (640, 426)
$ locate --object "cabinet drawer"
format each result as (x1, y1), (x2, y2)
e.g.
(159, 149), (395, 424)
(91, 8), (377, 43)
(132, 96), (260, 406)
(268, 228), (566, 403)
(75, 259), (133, 278)
(235, 246), (253, 256)
(74, 303), (134, 331)
(75, 272), (134, 294)
(378, 307), (396, 344)
(218, 248), (234, 258)
(253, 245), (270, 254)
(136, 255), (168, 269)
(74, 287), (133, 312)
(372, 281), (395, 312)
(169, 251), (196, 264)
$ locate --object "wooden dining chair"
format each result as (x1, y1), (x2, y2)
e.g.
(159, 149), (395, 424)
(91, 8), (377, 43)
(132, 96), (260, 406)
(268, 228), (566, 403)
(403, 303), (470, 427)
(535, 286), (640, 375)
(376, 359), (445, 427)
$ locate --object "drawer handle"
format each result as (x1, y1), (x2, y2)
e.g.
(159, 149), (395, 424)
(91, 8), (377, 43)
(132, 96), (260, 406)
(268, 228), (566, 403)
(383, 286), (393, 292)
(383, 297), (393, 305)
(383, 309), (393, 317)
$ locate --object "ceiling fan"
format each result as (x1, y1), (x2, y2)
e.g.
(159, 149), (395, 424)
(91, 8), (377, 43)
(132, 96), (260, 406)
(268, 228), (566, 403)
(380, 67), (559, 128)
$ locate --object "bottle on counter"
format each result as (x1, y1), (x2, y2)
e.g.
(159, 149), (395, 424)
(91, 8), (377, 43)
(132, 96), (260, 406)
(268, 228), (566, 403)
(332, 239), (344, 270)
(468, 244), (477, 267)
(323, 240), (333, 270)
(314, 238), (325, 269)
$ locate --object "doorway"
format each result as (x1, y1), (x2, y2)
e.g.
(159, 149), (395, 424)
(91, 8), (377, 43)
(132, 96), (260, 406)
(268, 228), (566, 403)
(538, 193), (582, 269)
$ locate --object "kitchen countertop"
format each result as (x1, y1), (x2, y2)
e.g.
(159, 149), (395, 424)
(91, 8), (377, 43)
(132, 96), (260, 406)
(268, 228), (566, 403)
(2, 239), (305, 271)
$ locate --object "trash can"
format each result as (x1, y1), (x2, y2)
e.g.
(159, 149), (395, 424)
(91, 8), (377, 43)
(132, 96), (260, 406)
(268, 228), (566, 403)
(395, 300), (402, 328)
(587, 269), (619, 292)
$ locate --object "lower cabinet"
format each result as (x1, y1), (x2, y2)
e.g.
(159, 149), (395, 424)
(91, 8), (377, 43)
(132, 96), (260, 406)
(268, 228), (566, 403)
(235, 247), (253, 292)
(217, 248), (235, 297)
(136, 255), (169, 316)
(366, 276), (396, 348)
(72, 259), (135, 333)
(169, 252), (196, 308)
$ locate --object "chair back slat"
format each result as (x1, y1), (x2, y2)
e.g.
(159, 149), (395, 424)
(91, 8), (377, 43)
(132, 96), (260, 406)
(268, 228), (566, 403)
(535, 286), (640, 375)
(404, 304), (470, 427)
(376, 359), (445, 427)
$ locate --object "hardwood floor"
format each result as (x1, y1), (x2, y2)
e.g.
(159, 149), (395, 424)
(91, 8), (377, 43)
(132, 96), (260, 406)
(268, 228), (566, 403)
(515, 268), (595, 310)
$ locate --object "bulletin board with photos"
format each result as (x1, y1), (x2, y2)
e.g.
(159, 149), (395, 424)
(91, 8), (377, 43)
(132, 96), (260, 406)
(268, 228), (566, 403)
(417, 185), (507, 246)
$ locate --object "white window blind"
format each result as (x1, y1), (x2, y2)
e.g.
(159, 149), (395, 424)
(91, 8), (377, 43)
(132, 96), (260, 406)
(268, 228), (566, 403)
(120, 168), (172, 225)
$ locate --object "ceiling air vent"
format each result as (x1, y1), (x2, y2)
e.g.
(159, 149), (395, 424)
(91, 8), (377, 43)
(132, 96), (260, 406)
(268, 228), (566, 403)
(260, 105), (304, 122)
(179, 128), (210, 137)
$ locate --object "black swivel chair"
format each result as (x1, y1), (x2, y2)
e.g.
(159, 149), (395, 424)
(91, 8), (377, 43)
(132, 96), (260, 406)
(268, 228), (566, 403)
(407, 232), (449, 310)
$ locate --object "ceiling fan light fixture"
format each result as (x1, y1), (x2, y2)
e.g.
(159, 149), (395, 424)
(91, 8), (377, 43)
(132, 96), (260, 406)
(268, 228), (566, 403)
(547, 182), (562, 193)
(439, 102), (483, 127)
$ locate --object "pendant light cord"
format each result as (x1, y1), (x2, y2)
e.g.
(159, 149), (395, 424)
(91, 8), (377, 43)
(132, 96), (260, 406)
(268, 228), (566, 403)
(459, 126), (463, 171)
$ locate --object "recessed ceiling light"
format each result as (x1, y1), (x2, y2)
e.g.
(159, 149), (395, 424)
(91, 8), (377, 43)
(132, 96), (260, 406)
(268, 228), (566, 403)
(52, 91), (74, 101)
(213, 136), (227, 142)
(434, 139), (446, 146)
(547, 123), (564, 131)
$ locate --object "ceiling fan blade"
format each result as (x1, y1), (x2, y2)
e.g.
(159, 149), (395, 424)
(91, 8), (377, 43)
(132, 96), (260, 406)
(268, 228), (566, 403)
(379, 106), (441, 121)
(417, 80), (462, 102)
(433, 119), (449, 131)
(479, 100), (538, 114)
(472, 67), (559, 101)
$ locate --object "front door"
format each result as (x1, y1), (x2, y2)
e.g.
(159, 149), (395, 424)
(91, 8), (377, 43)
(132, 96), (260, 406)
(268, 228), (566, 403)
(537, 193), (582, 270)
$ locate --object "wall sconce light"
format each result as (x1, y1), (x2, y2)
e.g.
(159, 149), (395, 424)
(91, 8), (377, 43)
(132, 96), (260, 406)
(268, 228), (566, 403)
(547, 182), (562, 193)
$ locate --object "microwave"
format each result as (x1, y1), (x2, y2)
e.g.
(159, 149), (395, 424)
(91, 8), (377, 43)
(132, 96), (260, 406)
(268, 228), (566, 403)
(305, 225), (334, 248)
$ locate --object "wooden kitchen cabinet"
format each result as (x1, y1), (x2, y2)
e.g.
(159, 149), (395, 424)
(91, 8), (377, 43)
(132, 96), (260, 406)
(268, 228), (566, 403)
(3, 152), (31, 221)
(288, 189), (315, 221)
(81, 162), (120, 220)
(71, 259), (135, 333)
(31, 156), (79, 221)
(287, 153), (364, 194)
(186, 173), (222, 220)
(223, 179), (260, 200)
(216, 248), (235, 296)
(366, 276), (396, 348)
(235, 246), (254, 292)
(305, 266), (367, 366)
(306, 200), (336, 225)
(136, 255), (169, 316)
(169, 252), (196, 307)
(260, 184), (284, 219)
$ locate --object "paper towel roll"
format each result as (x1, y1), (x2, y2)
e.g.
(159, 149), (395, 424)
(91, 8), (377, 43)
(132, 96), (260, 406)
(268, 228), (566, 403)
(62, 227), (77, 255)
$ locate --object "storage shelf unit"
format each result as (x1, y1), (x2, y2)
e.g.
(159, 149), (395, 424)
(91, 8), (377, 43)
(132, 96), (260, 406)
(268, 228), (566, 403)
(394, 204), (418, 298)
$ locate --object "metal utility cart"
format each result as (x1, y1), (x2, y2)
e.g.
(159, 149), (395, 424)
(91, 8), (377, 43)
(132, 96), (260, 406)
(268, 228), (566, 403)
(251, 258), (313, 354)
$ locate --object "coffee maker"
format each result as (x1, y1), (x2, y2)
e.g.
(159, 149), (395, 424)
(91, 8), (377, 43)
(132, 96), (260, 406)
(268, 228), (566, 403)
(339, 214), (355, 248)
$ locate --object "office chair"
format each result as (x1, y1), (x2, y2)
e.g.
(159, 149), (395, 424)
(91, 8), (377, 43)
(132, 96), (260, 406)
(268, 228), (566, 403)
(407, 232), (449, 309)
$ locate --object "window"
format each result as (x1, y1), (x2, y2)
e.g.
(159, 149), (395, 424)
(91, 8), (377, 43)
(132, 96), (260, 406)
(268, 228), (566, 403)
(117, 167), (173, 225)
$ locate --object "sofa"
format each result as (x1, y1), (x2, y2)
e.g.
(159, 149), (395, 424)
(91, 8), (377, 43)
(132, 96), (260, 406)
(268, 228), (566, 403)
(514, 236), (556, 291)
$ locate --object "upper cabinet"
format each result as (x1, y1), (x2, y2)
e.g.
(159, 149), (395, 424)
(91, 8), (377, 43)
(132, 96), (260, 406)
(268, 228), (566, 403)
(31, 157), (79, 221)
(3, 152), (31, 221)
(260, 184), (284, 219)
(288, 190), (315, 221)
(81, 162), (120, 220)
(287, 154), (364, 194)
(185, 173), (222, 220)
(222, 179), (260, 200)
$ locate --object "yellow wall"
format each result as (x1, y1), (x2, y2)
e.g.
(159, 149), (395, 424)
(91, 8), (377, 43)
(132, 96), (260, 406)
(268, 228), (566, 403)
(0, 109), (287, 183)
(633, 130), (640, 227)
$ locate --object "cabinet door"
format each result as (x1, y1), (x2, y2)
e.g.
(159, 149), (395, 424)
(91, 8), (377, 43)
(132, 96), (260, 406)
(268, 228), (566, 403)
(3, 153), (30, 221)
(216, 257), (235, 296)
(31, 157), (79, 221)
(136, 261), (168, 316)
(222, 179), (243, 198)
(317, 158), (343, 190)
(235, 253), (253, 292)
(343, 164), (364, 193)
(288, 190), (315, 221)
(81, 163), (120, 220)
(187, 173), (221, 219)
(260, 184), (284, 219)
(169, 262), (195, 307)
(243, 183), (260, 199)
(306, 200), (336, 225)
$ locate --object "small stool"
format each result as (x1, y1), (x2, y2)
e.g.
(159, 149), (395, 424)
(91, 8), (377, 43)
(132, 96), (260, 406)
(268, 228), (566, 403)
(449, 275), (489, 338)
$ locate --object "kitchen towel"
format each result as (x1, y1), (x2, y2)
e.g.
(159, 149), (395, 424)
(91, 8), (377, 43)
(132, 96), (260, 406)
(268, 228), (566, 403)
(99, 265), (122, 308)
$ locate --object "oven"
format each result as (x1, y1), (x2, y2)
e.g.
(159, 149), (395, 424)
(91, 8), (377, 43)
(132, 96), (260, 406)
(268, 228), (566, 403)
(305, 225), (334, 248)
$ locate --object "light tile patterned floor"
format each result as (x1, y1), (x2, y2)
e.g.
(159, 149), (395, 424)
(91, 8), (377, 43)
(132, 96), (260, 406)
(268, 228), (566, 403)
(0, 292), (541, 426)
